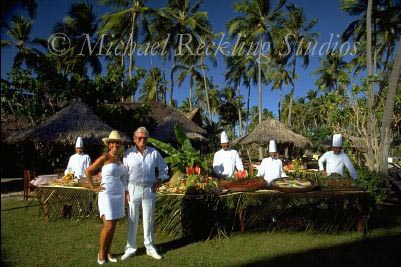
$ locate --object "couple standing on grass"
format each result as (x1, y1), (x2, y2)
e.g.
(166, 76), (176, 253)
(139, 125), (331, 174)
(85, 127), (168, 265)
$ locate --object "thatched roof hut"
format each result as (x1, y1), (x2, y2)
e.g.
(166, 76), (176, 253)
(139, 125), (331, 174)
(7, 99), (130, 146)
(119, 102), (207, 142)
(234, 118), (312, 148)
(151, 112), (207, 142)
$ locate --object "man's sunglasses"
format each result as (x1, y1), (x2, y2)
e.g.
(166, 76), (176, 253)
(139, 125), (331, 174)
(136, 137), (148, 141)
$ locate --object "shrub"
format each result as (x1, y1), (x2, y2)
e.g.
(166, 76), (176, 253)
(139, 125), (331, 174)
(356, 166), (388, 202)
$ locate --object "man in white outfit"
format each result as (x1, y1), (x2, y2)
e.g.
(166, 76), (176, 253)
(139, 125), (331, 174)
(213, 131), (244, 178)
(318, 134), (358, 179)
(121, 127), (169, 261)
(64, 137), (91, 180)
(257, 140), (287, 184)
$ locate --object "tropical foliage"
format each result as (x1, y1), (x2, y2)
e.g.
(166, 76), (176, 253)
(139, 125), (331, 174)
(148, 124), (209, 176)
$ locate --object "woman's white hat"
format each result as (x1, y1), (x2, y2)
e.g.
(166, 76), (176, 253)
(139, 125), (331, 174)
(102, 130), (123, 145)
(269, 140), (277, 153)
(221, 131), (229, 143)
(332, 133), (343, 147)
(75, 137), (83, 148)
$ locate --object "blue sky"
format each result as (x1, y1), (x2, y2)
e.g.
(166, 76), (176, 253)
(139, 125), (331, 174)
(1, 0), (362, 117)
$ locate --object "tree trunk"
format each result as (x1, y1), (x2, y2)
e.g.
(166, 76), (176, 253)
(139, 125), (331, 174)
(201, 66), (211, 120)
(379, 42), (401, 180)
(258, 37), (263, 160)
(237, 85), (243, 136)
(128, 9), (137, 83)
(246, 84), (251, 132)
(189, 75), (193, 111)
(169, 60), (176, 106)
(366, 0), (377, 171)
(287, 45), (298, 128)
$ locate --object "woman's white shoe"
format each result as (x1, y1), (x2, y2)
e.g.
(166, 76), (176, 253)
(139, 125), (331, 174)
(97, 254), (106, 265)
(108, 255), (118, 263)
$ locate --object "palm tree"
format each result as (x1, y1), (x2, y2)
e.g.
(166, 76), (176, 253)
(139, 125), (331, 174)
(264, 55), (292, 121)
(380, 42), (401, 178)
(217, 86), (241, 135)
(340, 0), (401, 73)
(282, 3), (318, 127)
(100, 0), (151, 81)
(150, 0), (213, 106)
(1, 15), (43, 69)
(314, 49), (351, 93)
(52, 1), (101, 76)
(1, 0), (37, 25)
(198, 33), (218, 121)
(227, 0), (285, 128)
(139, 67), (166, 102)
(225, 49), (258, 131)
(175, 61), (203, 111)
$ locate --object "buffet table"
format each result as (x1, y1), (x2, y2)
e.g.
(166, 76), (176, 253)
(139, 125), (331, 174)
(36, 186), (374, 238)
(36, 185), (98, 222)
(155, 189), (374, 238)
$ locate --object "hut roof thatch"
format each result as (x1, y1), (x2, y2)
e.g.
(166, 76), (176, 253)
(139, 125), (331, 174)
(151, 112), (207, 142)
(119, 102), (207, 142)
(234, 118), (312, 148)
(7, 99), (130, 146)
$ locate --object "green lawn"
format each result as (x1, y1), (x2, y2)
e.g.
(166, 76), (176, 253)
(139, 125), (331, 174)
(1, 196), (400, 267)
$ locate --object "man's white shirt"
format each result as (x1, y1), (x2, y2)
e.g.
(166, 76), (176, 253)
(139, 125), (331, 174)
(64, 153), (91, 179)
(318, 151), (357, 179)
(213, 149), (244, 177)
(257, 157), (287, 183)
(123, 146), (168, 189)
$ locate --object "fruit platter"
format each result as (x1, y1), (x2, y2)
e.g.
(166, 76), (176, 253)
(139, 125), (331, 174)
(49, 172), (79, 187)
(270, 178), (317, 193)
(157, 174), (221, 195)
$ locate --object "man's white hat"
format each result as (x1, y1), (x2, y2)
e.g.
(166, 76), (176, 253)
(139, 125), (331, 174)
(220, 131), (229, 143)
(75, 137), (83, 148)
(269, 140), (277, 153)
(332, 133), (343, 147)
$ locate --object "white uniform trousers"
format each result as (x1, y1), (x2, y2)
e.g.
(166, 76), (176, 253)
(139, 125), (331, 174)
(125, 183), (157, 253)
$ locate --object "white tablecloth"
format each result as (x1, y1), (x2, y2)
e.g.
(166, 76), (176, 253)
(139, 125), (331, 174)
(31, 174), (59, 186)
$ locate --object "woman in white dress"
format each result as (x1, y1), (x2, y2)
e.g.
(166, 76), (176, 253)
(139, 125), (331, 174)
(85, 131), (127, 265)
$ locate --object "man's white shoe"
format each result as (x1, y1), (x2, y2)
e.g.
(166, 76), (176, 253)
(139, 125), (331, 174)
(146, 250), (162, 260)
(121, 249), (136, 261)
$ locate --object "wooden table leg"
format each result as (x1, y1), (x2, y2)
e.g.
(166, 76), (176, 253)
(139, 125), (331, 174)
(239, 208), (246, 233)
(44, 203), (49, 223)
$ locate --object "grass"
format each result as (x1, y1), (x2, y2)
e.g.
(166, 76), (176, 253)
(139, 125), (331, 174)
(1, 196), (401, 267)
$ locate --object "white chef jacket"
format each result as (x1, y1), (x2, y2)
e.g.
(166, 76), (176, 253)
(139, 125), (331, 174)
(318, 151), (357, 179)
(64, 153), (91, 179)
(257, 157), (288, 184)
(123, 146), (169, 189)
(213, 149), (244, 178)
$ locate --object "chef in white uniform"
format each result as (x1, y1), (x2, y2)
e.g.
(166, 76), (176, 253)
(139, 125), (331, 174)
(257, 140), (288, 184)
(318, 134), (357, 179)
(213, 131), (244, 178)
(64, 137), (91, 180)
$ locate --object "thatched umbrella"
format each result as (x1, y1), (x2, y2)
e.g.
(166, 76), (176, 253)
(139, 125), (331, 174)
(7, 99), (131, 147)
(234, 118), (312, 148)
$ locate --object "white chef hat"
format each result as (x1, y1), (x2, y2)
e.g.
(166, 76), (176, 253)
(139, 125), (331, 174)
(332, 134), (342, 147)
(269, 140), (277, 153)
(75, 137), (84, 148)
(220, 131), (229, 143)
